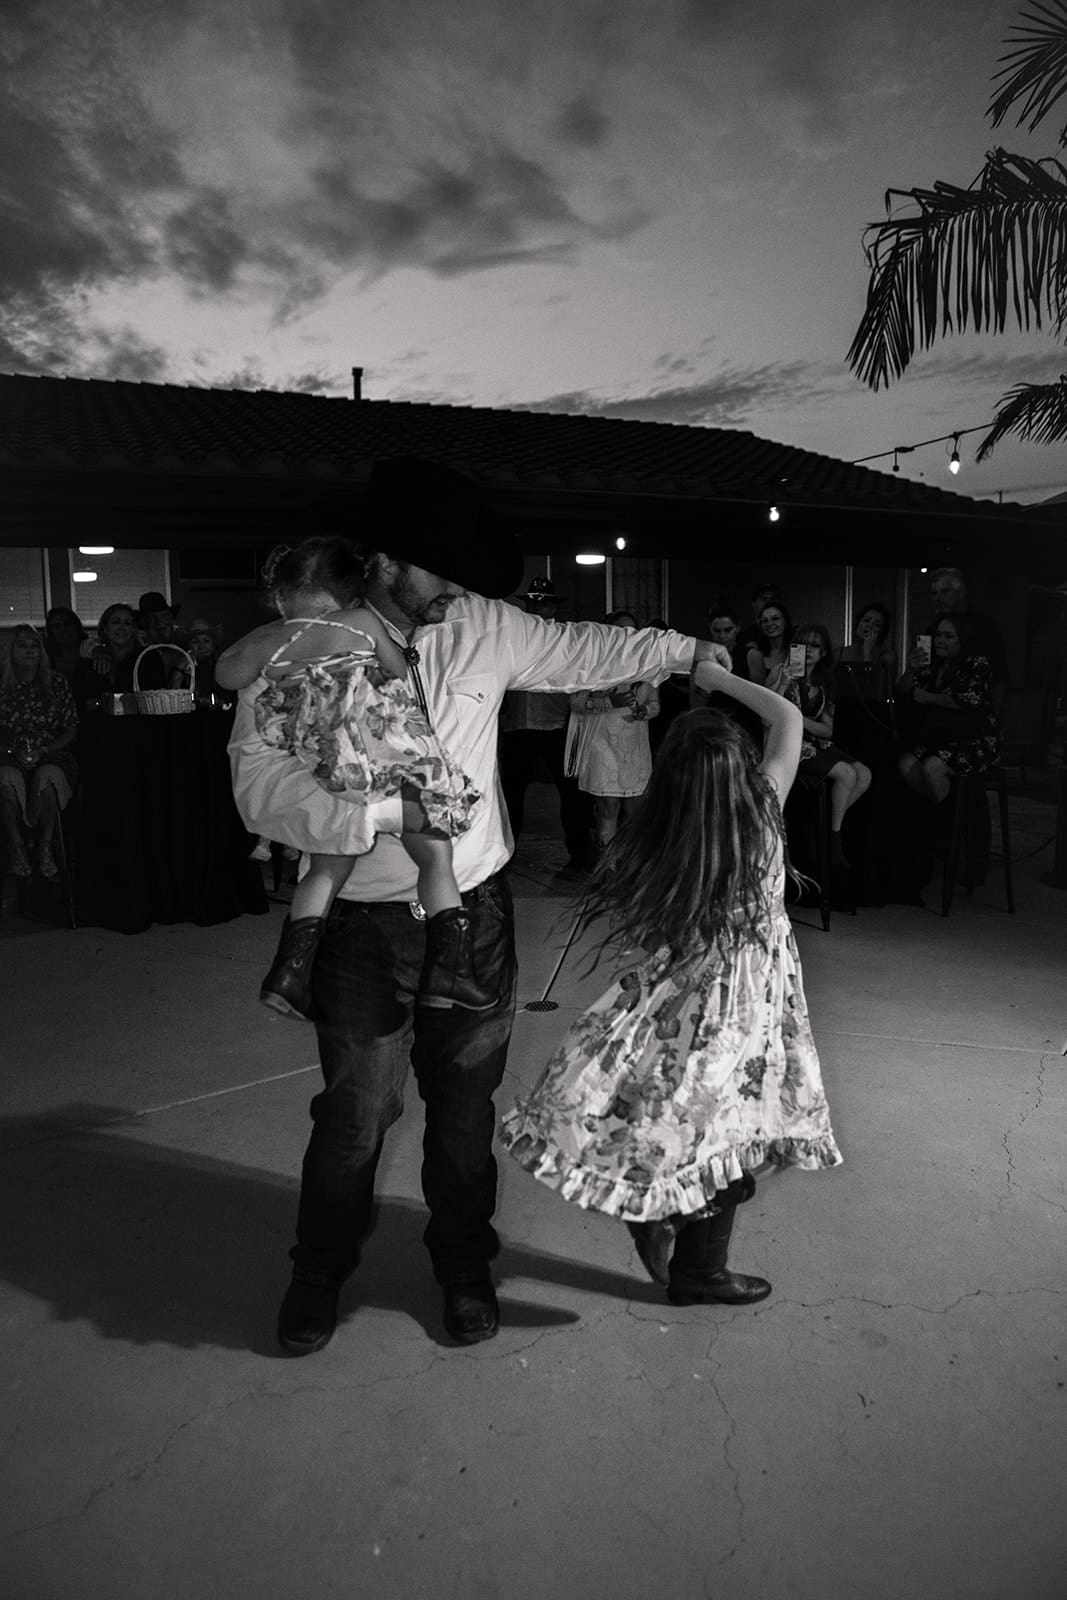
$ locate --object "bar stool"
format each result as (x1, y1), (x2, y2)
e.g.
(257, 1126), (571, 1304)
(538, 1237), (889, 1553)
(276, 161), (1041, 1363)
(942, 767), (1014, 916)
(785, 773), (846, 932)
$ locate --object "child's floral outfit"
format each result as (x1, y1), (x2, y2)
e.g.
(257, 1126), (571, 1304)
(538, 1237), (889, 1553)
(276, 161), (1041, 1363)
(252, 619), (479, 853)
(500, 836), (842, 1220)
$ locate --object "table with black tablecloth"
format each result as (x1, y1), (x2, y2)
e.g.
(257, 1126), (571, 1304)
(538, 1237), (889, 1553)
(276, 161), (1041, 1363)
(76, 708), (269, 934)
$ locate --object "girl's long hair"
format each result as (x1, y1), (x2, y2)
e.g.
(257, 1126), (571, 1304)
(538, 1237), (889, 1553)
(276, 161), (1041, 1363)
(2, 625), (53, 694)
(262, 537), (366, 616)
(576, 707), (786, 969)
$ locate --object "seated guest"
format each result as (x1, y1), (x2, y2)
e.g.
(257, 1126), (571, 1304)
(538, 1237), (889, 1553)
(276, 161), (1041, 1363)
(926, 568), (1008, 708)
(896, 612), (1000, 804)
(0, 625), (79, 879)
(691, 599), (760, 744)
(43, 606), (89, 689)
(73, 602), (142, 708)
(783, 624), (872, 867)
(706, 600), (741, 661)
(736, 582), (784, 659)
(137, 591), (184, 689)
(169, 616), (223, 700)
(745, 598), (793, 686)
(836, 601), (897, 704)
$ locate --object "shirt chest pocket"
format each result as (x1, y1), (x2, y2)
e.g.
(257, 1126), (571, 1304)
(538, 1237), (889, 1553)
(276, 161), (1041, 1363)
(439, 673), (498, 743)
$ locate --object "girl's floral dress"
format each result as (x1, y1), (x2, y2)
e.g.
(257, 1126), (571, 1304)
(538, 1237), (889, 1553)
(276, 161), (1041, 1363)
(252, 620), (479, 853)
(500, 835), (842, 1221)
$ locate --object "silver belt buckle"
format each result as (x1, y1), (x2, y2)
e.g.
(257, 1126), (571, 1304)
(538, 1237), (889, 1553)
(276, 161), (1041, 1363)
(408, 900), (427, 922)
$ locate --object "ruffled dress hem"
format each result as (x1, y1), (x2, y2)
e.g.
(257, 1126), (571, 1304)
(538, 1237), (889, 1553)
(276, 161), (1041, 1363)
(498, 1111), (843, 1222)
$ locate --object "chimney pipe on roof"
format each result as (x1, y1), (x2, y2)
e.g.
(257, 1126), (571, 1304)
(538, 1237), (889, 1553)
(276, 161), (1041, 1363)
(351, 366), (364, 401)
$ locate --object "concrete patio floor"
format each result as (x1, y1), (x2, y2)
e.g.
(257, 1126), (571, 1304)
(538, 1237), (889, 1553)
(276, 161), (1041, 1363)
(1, 779), (1065, 1600)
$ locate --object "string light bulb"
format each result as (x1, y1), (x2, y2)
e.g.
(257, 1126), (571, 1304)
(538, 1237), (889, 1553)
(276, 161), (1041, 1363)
(948, 436), (961, 474)
(768, 505), (780, 522)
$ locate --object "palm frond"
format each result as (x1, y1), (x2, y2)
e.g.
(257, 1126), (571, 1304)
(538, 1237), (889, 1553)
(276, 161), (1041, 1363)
(989, 1), (1067, 133)
(975, 375), (1067, 457)
(847, 149), (1067, 388)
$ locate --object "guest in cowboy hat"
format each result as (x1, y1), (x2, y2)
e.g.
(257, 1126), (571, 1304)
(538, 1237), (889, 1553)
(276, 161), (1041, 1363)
(217, 454), (738, 1356)
(500, 574), (594, 870)
(137, 591), (184, 689)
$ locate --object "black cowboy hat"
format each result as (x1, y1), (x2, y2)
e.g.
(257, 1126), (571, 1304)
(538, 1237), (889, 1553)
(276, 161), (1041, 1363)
(360, 457), (524, 601)
(138, 590), (180, 621)
(523, 576), (566, 604)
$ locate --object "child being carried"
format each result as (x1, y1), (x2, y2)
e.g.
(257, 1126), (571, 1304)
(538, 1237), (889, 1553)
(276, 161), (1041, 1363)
(225, 538), (494, 1021)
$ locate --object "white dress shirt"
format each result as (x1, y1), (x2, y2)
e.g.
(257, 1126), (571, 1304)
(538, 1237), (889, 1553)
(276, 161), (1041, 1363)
(229, 594), (696, 901)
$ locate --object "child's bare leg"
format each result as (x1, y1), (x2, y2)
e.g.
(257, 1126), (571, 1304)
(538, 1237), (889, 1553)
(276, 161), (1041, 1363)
(261, 854), (354, 1022)
(289, 854), (355, 919)
(400, 795), (497, 1012)
(402, 831), (461, 917)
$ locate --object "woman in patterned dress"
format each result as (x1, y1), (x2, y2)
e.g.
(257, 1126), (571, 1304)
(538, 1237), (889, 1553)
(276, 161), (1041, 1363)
(501, 659), (843, 1307)
(896, 613), (1000, 804)
(221, 539), (489, 1022)
(0, 625), (78, 879)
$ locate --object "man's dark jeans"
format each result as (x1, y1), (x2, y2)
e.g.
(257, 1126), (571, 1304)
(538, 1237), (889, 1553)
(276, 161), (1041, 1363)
(292, 873), (517, 1289)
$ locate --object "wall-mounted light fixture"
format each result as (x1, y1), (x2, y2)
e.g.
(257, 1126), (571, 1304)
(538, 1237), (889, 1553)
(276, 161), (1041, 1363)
(575, 553), (606, 566)
(614, 535), (627, 551)
(78, 546), (114, 555)
(72, 570), (98, 583)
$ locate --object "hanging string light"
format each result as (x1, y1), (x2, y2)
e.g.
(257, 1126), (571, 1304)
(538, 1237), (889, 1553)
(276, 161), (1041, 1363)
(852, 422), (992, 477)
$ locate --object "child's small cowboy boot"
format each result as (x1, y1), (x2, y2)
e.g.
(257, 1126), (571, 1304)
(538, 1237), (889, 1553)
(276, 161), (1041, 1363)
(418, 907), (499, 1011)
(260, 916), (325, 1020)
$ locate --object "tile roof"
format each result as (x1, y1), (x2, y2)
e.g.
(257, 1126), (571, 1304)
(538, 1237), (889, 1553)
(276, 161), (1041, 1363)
(0, 371), (1018, 521)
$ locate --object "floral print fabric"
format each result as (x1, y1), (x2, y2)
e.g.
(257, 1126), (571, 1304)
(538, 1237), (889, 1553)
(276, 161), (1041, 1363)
(910, 654), (1000, 777)
(500, 840), (842, 1221)
(253, 644), (480, 852)
(0, 677), (79, 786)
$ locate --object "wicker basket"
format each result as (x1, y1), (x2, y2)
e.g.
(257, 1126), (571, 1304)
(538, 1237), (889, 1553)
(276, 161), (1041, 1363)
(133, 645), (196, 715)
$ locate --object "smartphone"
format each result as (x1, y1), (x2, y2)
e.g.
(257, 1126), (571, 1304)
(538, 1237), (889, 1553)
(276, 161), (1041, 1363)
(788, 643), (807, 679)
(915, 634), (932, 667)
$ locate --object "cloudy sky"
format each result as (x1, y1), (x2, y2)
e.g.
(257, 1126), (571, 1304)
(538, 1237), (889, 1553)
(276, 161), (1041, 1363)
(5, 0), (1066, 502)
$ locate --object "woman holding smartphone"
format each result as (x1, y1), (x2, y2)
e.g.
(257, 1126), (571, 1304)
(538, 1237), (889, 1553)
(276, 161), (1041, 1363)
(895, 613), (1000, 803)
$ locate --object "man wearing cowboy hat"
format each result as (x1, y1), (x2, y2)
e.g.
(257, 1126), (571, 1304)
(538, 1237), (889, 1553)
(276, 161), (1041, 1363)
(500, 575), (594, 869)
(217, 456), (733, 1356)
(136, 591), (184, 689)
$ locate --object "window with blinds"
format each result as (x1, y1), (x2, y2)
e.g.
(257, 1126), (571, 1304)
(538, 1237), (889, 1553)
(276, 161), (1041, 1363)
(68, 550), (170, 624)
(0, 548), (49, 626)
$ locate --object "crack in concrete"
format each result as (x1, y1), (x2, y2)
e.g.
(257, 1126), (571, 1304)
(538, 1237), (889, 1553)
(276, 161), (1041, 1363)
(756, 1285), (1065, 1318)
(704, 1354), (745, 1569)
(1000, 1053), (1052, 1202)
(0, 1392), (249, 1543)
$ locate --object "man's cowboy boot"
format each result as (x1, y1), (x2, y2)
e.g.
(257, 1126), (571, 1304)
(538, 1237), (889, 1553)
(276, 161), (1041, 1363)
(260, 916), (324, 1021)
(417, 907), (498, 1011)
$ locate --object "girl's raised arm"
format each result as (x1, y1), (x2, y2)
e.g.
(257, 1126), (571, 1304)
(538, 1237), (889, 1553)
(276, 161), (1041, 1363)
(691, 659), (803, 800)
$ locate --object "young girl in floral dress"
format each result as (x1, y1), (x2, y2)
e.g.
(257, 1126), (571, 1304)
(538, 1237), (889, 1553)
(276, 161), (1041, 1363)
(223, 539), (491, 1021)
(500, 659), (842, 1306)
